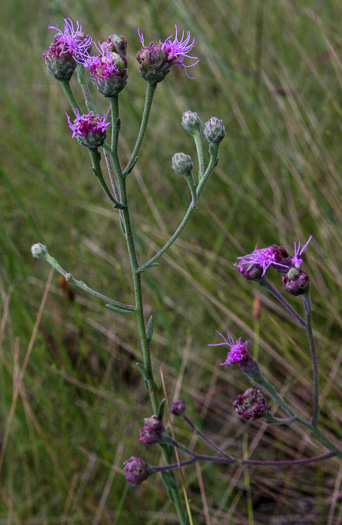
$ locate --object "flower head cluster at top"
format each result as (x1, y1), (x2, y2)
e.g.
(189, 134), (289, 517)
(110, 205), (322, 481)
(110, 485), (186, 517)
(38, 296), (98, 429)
(137, 25), (199, 82)
(45, 18), (92, 62)
(235, 236), (312, 278)
(209, 330), (253, 368)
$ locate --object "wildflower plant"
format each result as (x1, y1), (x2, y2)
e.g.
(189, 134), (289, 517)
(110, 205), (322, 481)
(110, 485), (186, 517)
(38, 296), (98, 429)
(32, 17), (341, 523)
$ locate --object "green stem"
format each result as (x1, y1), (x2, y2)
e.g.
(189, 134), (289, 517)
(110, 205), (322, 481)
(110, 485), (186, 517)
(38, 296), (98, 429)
(185, 173), (198, 208)
(59, 80), (82, 113)
(303, 291), (320, 426)
(259, 278), (306, 327)
(123, 82), (156, 176)
(113, 119), (187, 523)
(137, 144), (219, 273)
(246, 364), (342, 458)
(76, 65), (96, 112)
(193, 130), (205, 179)
(110, 97), (122, 174)
(41, 251), (135, 312)
(89, 150), (125, 209)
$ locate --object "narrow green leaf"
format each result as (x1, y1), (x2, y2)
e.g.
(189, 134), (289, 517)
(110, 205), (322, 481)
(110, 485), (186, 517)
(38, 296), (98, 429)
(136, 363), (150, 381)
(157, 398), (165, 420)
(137, 262), (159, 273)
(106, 303), (135, 313)
(146, 315), (153, 342)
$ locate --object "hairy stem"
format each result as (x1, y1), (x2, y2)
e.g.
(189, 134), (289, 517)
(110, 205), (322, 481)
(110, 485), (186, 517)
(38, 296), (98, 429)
(193, 130), (205, 179)
(183, 415), (232, 459)
(303, 291), (320, 426)
(41, 250), (135, 312)
(76, 65), (96, 112)
(260, 279), (305, 327)
(112, 95), (187, 524)
(123, 82), (156, 176)
(137, 144), (219, 272)
(59, 80), (82, 113)
(89, 150), (125, 208)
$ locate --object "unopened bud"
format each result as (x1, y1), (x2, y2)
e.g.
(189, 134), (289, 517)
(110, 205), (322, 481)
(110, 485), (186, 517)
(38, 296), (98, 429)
(235, 262), (263, 281)
(171, 400), (186, 416)
(233, 388), (266, 421)
(182, 111), (201, 135)
(123, 457), (152, 486)
(106, 34), (127, 56)
(204, 117), (225, 144)
(172, 152), (193, 176)
(139, 415), (165, 445)
(31, 243), (48, 260)
(282, 268), (310, 296)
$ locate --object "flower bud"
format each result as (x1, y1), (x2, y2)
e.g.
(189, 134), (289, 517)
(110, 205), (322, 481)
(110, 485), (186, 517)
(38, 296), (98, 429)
(66, 110), (110, 150)
(269, 245), (292, 274)
(136, 45), (171, 83)
(106, 34), (127, 56)
(85, 45), (128, 97)
(44, 43), (77, 81)
(282, 268), (310, 296)
(233, 388), (266, 421)
(235, 262), (263, 281)
(181, 111), (201, 135)
(123, 457), (152, 486)
(172, 152), (193, 176)
(171, 400), (186, 416)
(31, 243), (48, 260)
(139, 415), (165, 445)
(204, 117), (225, 144)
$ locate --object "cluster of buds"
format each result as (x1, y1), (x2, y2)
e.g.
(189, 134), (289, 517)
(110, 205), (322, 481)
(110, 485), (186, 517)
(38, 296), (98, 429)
(233, 389), (266, 421)
(139, 415), (165, 445)
(235, 236), (312, 296)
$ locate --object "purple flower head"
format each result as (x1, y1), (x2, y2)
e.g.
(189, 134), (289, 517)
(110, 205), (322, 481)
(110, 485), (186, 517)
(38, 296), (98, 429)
(235, 236), (312, 278)
(209, 330), (252, 366)
(84, 41), (128, 97)
(235, 244), (291, 277)
(291, 236), (313, 268)
(233, 388), (266, 421)
(46, 18), (92, 62)
(123, 457), (152, 486)
(139, 415), (165, 445)
(66, 109), (110, 149)
(137, 25), (199, 82)
(171, 400), (186, 416)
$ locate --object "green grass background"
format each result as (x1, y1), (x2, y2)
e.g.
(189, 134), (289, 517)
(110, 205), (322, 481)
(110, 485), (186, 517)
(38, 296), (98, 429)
(1, 0), (342, 523)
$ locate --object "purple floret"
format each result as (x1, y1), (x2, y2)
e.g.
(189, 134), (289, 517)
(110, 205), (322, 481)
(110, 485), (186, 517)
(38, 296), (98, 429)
(138, 25), (199, 78)
(209, 330), (250, 366)
(66, 109), (110, 137)
(47, 18), (92, 61)
(235, 236), (312, 277)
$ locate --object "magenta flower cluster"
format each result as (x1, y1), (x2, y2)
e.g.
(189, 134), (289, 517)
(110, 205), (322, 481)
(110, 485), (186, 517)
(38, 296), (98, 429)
(209, 330), (250, 366)
(83, 41), (127, 79)
(66, 109), (110, 138)
(233, 389), (266, 421)
(138, 25), (199, 79)
(46, 18), (92, 61)
(235, 236), (312, 278)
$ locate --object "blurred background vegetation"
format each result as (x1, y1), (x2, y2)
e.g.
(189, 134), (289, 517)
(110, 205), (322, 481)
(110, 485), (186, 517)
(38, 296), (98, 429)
(1, 0), (342, 523)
